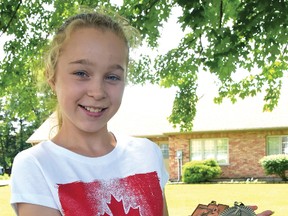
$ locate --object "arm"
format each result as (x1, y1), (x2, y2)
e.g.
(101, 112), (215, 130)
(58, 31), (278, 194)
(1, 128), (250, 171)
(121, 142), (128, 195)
(18, 203), (62, 216)
(11, 151), (61, 215)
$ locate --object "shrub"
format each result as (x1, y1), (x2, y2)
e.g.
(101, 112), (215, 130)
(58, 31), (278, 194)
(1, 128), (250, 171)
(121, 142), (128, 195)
(182, 159), (222, 183)
(259, 154), (288, 181)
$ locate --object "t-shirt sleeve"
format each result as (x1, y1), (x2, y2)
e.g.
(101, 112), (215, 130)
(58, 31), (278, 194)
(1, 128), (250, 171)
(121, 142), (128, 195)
(157, 146), (169, 189)
(10, 151), (58, 214)
(147, 139), (169, 189)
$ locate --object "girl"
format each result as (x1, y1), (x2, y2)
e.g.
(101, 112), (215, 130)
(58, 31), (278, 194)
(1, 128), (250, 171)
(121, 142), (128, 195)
(10, 12), (169, 216)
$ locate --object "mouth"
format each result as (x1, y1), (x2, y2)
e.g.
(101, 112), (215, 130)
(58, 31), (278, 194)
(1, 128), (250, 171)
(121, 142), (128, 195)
(79, 105), (106, 113)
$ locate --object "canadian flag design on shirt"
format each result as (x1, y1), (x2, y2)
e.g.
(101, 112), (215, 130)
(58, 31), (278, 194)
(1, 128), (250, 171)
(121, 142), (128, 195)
(57, 171), (163, 216)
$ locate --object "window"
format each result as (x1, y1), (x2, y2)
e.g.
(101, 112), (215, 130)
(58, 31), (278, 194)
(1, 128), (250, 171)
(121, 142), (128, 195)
(159, 143), (169, 159)
(190, 138), (229, 165)
(267, 136), (288, 155)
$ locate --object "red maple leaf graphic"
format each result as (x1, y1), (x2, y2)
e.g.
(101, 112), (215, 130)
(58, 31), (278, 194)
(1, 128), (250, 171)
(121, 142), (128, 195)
(101, 195), (141, 216)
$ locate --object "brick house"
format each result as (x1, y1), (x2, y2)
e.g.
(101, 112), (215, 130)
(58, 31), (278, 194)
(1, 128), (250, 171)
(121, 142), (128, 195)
(27, 84), (288, 181)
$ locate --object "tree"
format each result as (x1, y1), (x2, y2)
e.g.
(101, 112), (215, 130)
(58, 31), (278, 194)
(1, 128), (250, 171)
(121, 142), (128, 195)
(0, 110), (33, 173)
(0, 0), (287, 133)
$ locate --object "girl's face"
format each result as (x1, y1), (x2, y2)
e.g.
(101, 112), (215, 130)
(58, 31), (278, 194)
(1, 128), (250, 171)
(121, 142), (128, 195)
(51, 27), (128, 134)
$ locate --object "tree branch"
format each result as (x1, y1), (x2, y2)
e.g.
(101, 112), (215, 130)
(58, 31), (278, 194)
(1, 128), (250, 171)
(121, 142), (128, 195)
(219, 0), (223, 28)
(0, 0), (22, 37)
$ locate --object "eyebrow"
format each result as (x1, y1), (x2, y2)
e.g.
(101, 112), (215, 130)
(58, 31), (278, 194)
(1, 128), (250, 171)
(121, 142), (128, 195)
(69, 59), (125, 72)
(69, 59), (93, 65)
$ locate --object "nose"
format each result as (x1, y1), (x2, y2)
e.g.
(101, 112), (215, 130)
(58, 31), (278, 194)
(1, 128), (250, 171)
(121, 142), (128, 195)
(87, 79), (107, 100)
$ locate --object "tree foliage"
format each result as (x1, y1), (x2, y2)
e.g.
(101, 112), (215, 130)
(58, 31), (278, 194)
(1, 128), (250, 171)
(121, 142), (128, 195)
(0, 110), (33, 173)
(0, 0), (287, 138)
(154, 0), (288, 130)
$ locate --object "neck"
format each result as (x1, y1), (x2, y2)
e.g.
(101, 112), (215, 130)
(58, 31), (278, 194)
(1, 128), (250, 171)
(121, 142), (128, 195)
(52, 126), (116, 157)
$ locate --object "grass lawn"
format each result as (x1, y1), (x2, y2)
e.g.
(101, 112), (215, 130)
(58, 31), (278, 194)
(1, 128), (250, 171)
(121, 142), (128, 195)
(165, 183), (288, 216)
(0, 185), (14, 216)
(1, 183), (287, 216)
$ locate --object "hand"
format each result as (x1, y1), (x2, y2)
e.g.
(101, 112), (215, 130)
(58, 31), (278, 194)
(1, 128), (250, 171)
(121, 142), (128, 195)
(249, 206), (274, 216)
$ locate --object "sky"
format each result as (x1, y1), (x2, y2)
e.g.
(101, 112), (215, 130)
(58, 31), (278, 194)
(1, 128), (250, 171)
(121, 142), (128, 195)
(0, 35), (7, 61)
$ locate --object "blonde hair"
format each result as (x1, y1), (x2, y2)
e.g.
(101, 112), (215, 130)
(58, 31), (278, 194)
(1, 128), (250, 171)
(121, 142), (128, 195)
(44, 12), (138, 128)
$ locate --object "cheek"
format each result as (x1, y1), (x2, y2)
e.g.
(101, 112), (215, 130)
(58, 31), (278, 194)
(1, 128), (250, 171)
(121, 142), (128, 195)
(111, 86), (125, 104)
(54, 81), (80, 102)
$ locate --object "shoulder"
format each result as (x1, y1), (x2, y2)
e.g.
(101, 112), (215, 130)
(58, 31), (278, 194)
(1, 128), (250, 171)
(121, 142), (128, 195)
(116, 134), (162, 156)
(118, 134), (158, 149)
(14, 141), (49, 161)
(12, 141), (52, 171)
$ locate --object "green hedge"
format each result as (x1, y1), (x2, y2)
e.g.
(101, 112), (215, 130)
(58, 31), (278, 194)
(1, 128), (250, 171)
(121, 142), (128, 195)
(182, 159), (222, 183)
(259, 154), (288, 181)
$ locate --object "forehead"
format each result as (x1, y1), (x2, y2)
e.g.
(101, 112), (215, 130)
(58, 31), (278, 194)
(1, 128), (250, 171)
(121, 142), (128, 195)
(65, 26), (127, 48)
(59, 27), (129, 67)
(69, 22), (126, 40)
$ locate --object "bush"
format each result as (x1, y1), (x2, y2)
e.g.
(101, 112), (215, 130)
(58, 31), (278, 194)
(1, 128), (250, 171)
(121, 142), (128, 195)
(259, 154), (288, 181)
(182, 159), (222, 183)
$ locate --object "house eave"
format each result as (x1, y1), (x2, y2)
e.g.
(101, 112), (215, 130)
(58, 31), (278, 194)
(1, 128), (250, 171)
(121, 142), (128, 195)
(163, 126), (288, 136)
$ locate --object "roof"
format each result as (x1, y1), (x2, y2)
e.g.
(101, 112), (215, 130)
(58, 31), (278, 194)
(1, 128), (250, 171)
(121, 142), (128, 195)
(107, 85), (178, 136)
(27, 112), (58, 144)
(27, 78), (288, 143)
(109, 82), (288, 135)
(191, 91), (288, 132)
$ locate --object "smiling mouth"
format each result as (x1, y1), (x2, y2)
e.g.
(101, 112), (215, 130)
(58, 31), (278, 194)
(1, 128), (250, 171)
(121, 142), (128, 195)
(80, 105), (106, 113)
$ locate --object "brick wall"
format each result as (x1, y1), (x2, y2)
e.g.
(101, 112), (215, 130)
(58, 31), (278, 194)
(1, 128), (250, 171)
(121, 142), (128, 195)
(166, 129), (288, 180)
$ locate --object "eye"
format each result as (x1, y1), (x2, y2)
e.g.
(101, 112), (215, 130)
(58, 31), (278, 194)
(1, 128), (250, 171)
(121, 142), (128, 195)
(73, 71), (89, 78)
(106, 74), (121, 81)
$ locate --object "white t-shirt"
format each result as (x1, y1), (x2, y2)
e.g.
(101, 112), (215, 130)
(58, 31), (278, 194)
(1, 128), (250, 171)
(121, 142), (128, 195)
(10, 134), (169, 216)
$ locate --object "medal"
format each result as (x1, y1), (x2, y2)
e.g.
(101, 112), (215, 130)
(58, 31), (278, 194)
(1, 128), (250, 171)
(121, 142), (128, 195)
(220, 202), (256, 216)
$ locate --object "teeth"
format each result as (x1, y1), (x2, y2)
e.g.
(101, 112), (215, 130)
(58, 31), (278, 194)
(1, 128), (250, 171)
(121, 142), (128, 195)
(84, 106), (103, 113)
